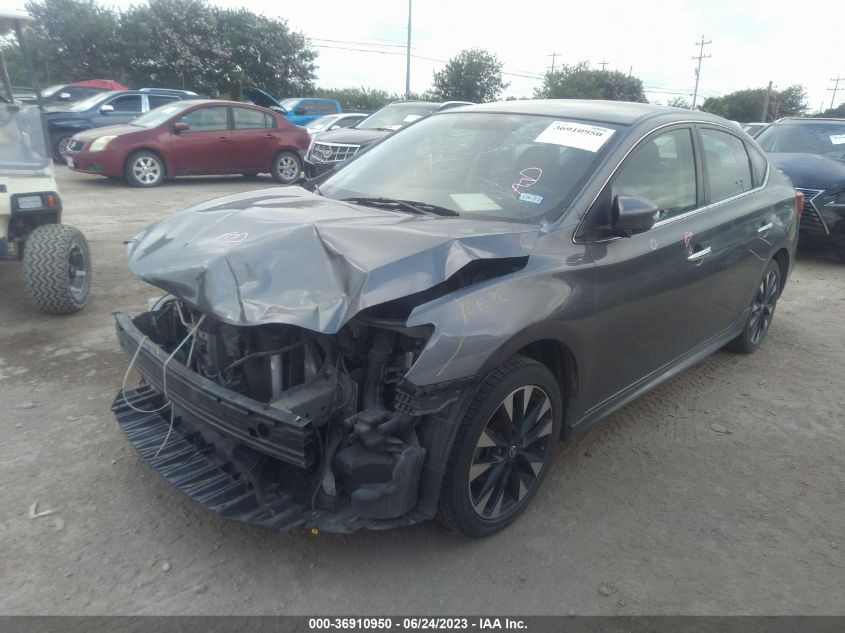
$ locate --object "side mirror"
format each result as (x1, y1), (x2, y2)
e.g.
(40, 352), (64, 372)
(59, 92), (71, 100)
(99, 104), (115, 114)
(329, 124), (339, 130)
(172, 121), (190, 133)
(611, 195), (659, 234)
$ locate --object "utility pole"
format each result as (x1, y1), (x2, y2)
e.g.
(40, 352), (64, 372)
(761, 81), (773, 122)
(829, 76), (843, 110)
(598, 60), (608, 71)
(405, 0), (412, 99)
(547, 52), (560, 74)
(690, 35), (711, 110)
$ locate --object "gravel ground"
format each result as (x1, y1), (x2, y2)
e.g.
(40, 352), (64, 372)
(1, 167), (843, 615)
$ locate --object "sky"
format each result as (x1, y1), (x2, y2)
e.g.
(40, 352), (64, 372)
(101, 0), (845, 111)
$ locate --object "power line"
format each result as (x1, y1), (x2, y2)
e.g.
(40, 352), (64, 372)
(690, 35), (711, 109)
(309, 37), (412, 49)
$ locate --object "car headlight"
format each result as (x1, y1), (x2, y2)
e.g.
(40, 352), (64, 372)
(89, 135), (117, 152)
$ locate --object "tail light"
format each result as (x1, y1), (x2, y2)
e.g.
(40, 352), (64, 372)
(795, 190), (804, 218)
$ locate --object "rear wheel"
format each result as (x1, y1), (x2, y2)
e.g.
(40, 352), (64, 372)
(727, 259), (781, 354)
(438, 357), (562, 537)
(271, 151), (302, 184)
(23, 224), (91, 314)
(125, 150), (165, 187)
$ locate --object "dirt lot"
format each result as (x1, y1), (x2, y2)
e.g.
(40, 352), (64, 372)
(1, 167), (843, 615)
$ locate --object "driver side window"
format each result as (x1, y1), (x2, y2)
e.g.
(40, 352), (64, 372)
(612, 128), (697, 221)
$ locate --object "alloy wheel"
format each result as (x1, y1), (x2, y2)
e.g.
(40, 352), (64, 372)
(58, 137), (72, 156)
(132, 156), (161, 185)
(749, 269), (778, 344)
(277, 155), (299, 182)
(468, 385), (554, 520)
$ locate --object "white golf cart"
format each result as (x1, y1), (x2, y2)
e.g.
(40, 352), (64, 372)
(1, 8), (90, 313)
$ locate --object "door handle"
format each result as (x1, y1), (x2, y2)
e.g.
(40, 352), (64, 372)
(218, 136), (229, 142)
(264, 133), (276, 139)
(758, 222), (773, 233)
(687, 246), (712, 261)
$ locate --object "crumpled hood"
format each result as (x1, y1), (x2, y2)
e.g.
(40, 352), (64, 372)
(312, 127), (390, 146)
(127, 187), (540, 333)
(771, 153), (845, 190)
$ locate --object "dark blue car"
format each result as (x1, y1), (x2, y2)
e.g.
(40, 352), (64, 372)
(45, 88), (202, 162)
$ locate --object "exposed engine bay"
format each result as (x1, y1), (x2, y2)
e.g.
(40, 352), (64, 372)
(114, 295), (463, 531)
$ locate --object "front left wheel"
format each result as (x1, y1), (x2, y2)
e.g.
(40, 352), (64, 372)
(438, 357), (562, 537)
(125, 150), (165, 187)
(23, 224), (91, 314)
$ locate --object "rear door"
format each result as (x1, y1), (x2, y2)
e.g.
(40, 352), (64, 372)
(169, 105), (232, 175)
(582, 125), (725, 406)
(229, 107), (278, 172)
(697, 125), (785, 329)
(92, 94), (143, 126)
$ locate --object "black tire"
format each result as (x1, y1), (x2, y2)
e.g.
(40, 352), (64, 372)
(22, 224), (91, 314)
(727, 259), (781, 354)
(52, 133), (73, 164)
(438, 356), (562, 537)
(125, 150), (165, 187)
(271, 151), (302, 184)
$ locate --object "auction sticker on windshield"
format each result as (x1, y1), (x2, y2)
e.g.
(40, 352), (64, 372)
(831, 134), (845, 145)
(535, 121), (615, 152)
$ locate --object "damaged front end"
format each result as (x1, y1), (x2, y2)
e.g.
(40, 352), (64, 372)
(113, 297), (467, 532)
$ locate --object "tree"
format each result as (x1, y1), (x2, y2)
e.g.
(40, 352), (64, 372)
(3, 0), (123, 86)
(534, 62), (647, 102)
(820, 103), (845, 117)
(665, 96), (690, 109)
(2, 0), (316, 98)
(431, 48), (508, 103)
(313, 86), (396, 112)
(700, 85), (808, 122)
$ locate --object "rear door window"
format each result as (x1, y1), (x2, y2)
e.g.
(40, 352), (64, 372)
(611, 128), (698, 220)
(148, 95), (179, 110)
(700, 128), (753, 203)
(316, 101), (337, 115)
(233, 107), (271, 129)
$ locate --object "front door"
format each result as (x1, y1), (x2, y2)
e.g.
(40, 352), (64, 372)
(170, 105), (232, 175)
(582, 126), (723, 407)
(92, 94), (143, 127)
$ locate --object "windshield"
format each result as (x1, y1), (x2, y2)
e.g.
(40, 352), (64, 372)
(319, 112), (619, 223)
(68, 91), (116, 112)
(756, 121), (845, 160)
(356, 102), (438, 131)
(279, 98), (299, 110)
(132, 101), (193, 128)
(0, 102), (52, 173)
(306, 114), (339, 131)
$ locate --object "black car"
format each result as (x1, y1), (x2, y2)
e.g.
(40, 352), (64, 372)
(111, 100), (799, 537)
(45, 89), (202, 161)
(304, 100), (472, 176)
(755, 117), (845, 259)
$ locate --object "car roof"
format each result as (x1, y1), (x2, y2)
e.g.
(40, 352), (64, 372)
(442, 99), (731, 127)
(770, 117), (845, 124)
(180, 98), (278, 111)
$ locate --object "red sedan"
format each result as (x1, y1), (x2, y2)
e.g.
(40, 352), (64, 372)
(64, 100), (310, 187)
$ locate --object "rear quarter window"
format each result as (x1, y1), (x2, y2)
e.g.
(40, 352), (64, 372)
(746, 143), (768, 188)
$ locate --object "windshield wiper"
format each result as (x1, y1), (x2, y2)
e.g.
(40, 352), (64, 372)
(342, 197), (459, 217)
